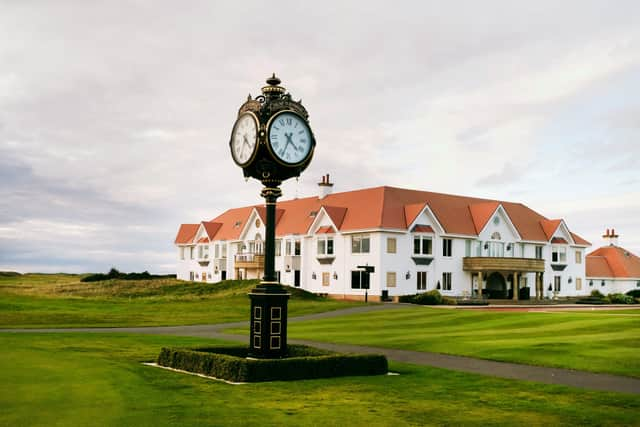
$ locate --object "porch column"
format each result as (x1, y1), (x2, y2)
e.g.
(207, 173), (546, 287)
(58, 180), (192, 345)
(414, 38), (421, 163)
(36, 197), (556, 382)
(535, 272), (540, 300)
(477, 271), (483, 298)
(513, 272), (519, 301)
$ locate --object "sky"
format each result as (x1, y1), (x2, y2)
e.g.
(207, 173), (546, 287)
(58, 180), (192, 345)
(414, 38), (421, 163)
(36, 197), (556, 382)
(1, 0), (639, 273)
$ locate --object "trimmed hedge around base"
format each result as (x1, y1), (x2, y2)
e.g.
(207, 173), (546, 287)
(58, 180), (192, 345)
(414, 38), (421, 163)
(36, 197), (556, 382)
(156, 345), (388, 382)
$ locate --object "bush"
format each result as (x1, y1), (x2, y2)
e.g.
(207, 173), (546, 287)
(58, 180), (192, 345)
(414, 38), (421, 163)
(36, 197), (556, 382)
(157, 345), (388, 382)
(626, 289), (640, 298)
(590, 290), (605, 298)
(81, 269), (173, 282)
(575, 296), (608, 305)
(400, 290), (448, 305)
(606, 293), (636, 304)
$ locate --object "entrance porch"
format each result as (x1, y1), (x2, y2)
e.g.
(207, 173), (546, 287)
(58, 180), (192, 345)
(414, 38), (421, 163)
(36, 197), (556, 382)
(463, 257), (545, 300)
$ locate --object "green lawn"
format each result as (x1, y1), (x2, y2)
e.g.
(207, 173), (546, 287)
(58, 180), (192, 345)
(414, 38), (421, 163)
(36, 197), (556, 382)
(0, 274), (359, 328)
(281, 306), (640, 378)
(1, 333), (638, 427)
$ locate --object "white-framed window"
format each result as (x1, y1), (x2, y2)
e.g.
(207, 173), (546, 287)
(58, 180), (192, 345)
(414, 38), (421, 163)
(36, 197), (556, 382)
(180, 247), (185, 260)
(351, 270), (370, 289)
(575, 250), (582, 264)
(413, 235), (432, 256)
(294, 240), (301, 256)
(417, 271), (427, 290)
(387, 237), (397, 254)
(535, 246), (543, 259)
(442, 272), (452, 290)
(351, 235), (370, 254)
(552, 246), (567, 263)
(214, 244), (220, 259)
(442, 239), (452, 257)
(488, 241), (504, 257)
(386, 272), (396, 288)
(190, 246), (195, 260)
(285, 240), (292, 256)
(198, 245), (209, 259)
(221, 243), (227, 258)
(317, 236), (334, 256)
(275, 239), (282, 257)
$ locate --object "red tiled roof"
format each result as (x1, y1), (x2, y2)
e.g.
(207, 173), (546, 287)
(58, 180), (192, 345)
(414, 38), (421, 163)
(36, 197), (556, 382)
(202, 221), (222, 239)
(551, 237), (568, 244)
(571, 232), (591, 246)
(255, 207), (285, 226)
(587, 246), (640, 278)
(468, 202), (499, 234)
(174, 224), (199, 244)
(183, 185), (589, 244)
(315, 225), (335, 234)
(197, 237), (209, 244)
(412, 225), (435, 233)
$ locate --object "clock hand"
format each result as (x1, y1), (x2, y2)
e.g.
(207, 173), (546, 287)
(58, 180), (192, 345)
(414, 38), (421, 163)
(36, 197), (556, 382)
(284, 132), (298, 152)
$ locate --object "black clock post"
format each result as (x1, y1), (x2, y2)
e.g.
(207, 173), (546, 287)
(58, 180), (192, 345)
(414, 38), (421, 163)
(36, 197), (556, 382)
(229, 75), (316, 358)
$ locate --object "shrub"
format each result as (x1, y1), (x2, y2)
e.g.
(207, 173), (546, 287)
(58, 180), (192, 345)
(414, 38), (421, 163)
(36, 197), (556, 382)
(606, 293), (636, 304)
(81, 269), (173, 282)
(157, 345), (388, 382)
(590, 290), (605, 299)
(626, 289), (640, 298)
(400, 290), (447, 305)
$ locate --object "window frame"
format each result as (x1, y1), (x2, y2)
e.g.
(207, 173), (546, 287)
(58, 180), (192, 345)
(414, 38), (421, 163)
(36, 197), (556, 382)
(417, 271), (427, 290)
(552, 245), (567, 263)
(350, 270), (371, 289)
(387, 237), (397, 254)
(386, 271), (397, 288)
(351, 234), (371, 254)
(413, 235), (433, 256)
(317, 236), (334, 256)
(442, 272), (452, 291)
(442, 238), (452, 257)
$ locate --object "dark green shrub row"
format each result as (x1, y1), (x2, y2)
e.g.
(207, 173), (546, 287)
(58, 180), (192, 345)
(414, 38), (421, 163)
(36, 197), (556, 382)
(607, 293), (636, 304)
(577, 291), (637, 305)
(81, 268), (176, 282)
(157, 345), (388, 382)
(0, 271), (21, 277)
(575, 296), (608, 305)
(456, 299), (489, 306)
(626, 289), (640, 298)
(399, 290), (456, 305)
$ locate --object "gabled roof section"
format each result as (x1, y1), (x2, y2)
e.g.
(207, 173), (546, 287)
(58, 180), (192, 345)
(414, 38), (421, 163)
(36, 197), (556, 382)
(322, 205), (348, 229)
(587, 246), (640, 279)
(539, 219), (562, 241)
(468, 202), (500, 234)
(571, 232), (591, 246)
(202, 221), (222, 240)
(196, 237), (209, 244)
(404, 202), (426, 228)
(208, 206), (255, 241)
(255, 207), (285, 227)
(315, 225), (335, 234)
(551, 237), (568, 244)
(174, 224), (199, 245)
(412, 225), (435, 233)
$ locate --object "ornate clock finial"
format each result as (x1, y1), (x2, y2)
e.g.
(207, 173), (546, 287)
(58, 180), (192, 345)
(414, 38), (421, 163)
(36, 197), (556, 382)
(266, 73), (281, 86)
(262, 73), (285, 97)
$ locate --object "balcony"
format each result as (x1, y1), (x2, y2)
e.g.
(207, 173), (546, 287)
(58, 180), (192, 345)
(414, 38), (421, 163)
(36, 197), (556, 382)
(234, 253), (264, 270)
(463, 257), (544, 272)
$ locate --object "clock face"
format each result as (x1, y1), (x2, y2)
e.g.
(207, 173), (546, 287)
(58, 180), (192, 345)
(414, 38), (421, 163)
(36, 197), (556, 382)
(230, 113), (258, 166)
(267, 111), (313, 165)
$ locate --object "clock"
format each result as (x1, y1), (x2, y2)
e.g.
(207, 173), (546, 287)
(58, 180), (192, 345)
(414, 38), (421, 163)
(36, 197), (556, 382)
(230, 112), (259, 166)
(267, 111), (314, 166)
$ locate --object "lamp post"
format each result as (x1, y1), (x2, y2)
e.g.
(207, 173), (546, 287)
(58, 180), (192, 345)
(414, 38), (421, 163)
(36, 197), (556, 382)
(229, 74), (316, 358)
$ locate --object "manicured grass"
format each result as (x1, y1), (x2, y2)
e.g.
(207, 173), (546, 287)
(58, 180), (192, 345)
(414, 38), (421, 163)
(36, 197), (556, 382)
(1, 333), (638, 426)
(0, 274), (359, 328)
(282, 306), (640, 378)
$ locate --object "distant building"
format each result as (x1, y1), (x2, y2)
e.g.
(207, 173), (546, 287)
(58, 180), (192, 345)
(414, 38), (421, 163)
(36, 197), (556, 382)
(586, 229), (640, 294)
(175, 176), (591, 301)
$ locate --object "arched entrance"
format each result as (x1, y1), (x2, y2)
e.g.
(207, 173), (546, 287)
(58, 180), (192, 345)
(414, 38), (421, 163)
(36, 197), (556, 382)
(486, 272), (507, 299)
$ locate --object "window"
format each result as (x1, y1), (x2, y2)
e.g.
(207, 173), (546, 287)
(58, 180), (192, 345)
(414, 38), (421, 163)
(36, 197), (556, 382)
(488, 241), (504, 257)
(294, 240), (301, 256)
(214, 244), (220, 259)
(285, 240), (292, 256)
(221, 244), (227, 258)
(351, 235), (370, 254)
(351, 270), (370, 289)
(198, 245), (209, 259)
(413, 236), (432, 255)
(322, 272), (330, 287)
(442, 239), (452, 257)
(417, 271), (427, 290)
(576, 277), (582, 291)
(190, 246), (195, 260)
(387, 237), (397, 254)
(465, 240), (471, 257)
(317, 237), (334, 256)
(180, 247), (185, 260)
(386, 272), (397, 288)
(442, 272), (452, 290)
(552, 246), (566, 263)
(275, 239), (282, 257)
(575, 251), (582, 264)
(554, 276), (561, 292)
(535, 246), (543, 259)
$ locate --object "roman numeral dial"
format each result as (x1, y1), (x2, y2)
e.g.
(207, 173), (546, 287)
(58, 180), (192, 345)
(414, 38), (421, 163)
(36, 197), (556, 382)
(267, 111), (314, 165)
(230, 112), (259, 166)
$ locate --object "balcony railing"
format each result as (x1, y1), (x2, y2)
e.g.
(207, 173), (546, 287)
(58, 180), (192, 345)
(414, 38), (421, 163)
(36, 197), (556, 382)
(234, 253), (264, 269)
(463, 256), (545, 272)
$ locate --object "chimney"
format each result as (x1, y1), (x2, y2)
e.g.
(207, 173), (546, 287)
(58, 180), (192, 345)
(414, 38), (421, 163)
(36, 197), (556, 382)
(318, 173), (333, 200)
(602, 228), (619, 246)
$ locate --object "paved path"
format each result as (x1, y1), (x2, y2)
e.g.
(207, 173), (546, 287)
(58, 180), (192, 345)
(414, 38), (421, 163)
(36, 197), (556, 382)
(2, 303), (639, 394)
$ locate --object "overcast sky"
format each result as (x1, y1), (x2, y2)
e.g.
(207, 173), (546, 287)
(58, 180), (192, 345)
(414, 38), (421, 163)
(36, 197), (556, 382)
(1, 1), (639, 273)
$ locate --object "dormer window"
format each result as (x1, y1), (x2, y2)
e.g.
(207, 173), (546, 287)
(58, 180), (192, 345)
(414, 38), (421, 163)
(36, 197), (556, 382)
(317, 236), (334, 256)
(413, 235), (432, 256)
(552, 246), (566, 263)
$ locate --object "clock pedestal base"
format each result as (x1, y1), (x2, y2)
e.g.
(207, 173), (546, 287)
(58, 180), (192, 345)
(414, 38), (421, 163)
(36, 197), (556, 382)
(248, 283), (290, 358)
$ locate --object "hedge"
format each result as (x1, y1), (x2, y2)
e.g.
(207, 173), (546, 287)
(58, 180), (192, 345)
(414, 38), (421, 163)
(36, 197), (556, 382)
(399, 290), (456, 305)
(156, 345), (388, 382)
(81, 268), (176, 282)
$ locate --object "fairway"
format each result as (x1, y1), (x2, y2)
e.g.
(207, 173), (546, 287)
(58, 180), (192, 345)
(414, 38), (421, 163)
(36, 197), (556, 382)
(1, 333), (638, 427)
(0, 274), (359, 328)
(284, 306), (640, 378)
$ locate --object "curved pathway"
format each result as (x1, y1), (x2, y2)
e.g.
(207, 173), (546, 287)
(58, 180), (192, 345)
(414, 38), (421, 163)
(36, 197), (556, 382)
(2, 303), (639, 395)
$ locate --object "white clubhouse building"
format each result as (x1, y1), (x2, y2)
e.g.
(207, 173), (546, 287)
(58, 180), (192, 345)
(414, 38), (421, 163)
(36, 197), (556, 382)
(175, 177), (593, 301)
